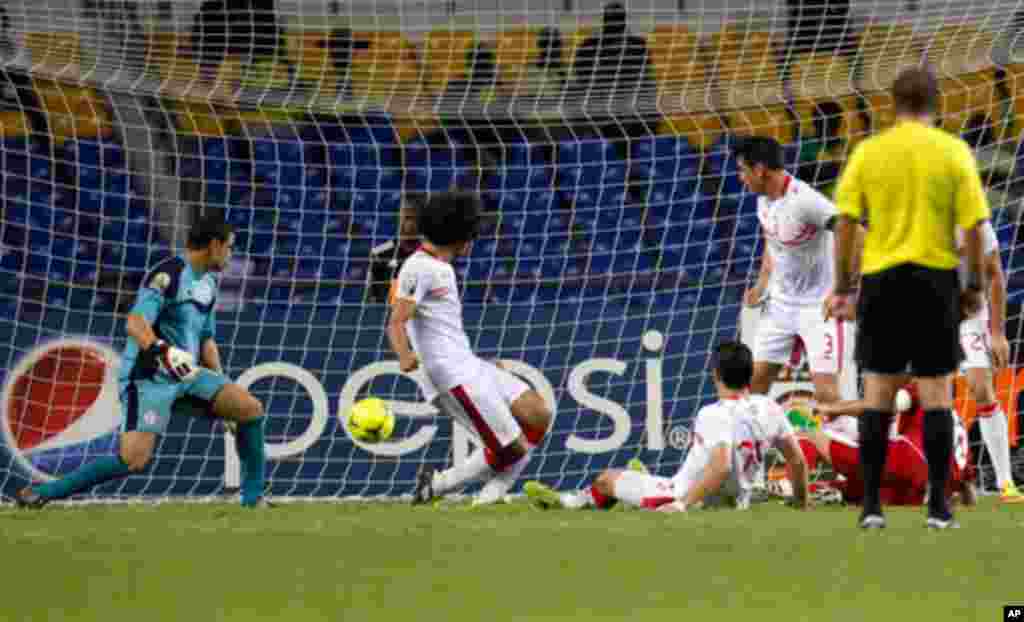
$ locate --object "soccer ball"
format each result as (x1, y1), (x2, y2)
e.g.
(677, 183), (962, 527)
(346, 397), (396, 443)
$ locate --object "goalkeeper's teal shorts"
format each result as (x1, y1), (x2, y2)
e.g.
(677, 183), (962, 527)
(119, 369), (230, 434)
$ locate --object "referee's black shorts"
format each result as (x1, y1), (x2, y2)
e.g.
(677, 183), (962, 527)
(855, 263), (963, 377)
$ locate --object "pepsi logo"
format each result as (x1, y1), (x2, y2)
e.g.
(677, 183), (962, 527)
(1, 338), (122, 481)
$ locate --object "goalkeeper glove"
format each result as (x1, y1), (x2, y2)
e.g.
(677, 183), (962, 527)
(149, 340), (199, 382)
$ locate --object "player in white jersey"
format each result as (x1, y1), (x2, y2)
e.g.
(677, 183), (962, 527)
(387, 192), (552, 506)
(523, 342), (809, 513)
(956, 220), (1023, 502)
(736, 137), (859, 405)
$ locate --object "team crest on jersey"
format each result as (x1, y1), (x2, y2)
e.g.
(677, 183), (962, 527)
(400, 273), (417, 297)
(188, 279), (215, 306)
(149, 272), (171, 293)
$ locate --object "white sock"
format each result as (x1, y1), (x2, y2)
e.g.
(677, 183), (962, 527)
(560, 490), (595, 510)
(474, 443), (536, 500)
(433, 450), (495, 495)
(980, 408), (1015, 489)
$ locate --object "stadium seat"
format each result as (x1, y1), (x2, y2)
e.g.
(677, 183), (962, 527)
(657, 112), (724, 151)
(855, 24), (919, 132)
(724, 106), (795, 145)
(494, 27), (541, 88)
(350, 31), (423, 99)
(921, 25), (1001, 135)
(422, 30), (477, 92)
(787, 54), (856, 139)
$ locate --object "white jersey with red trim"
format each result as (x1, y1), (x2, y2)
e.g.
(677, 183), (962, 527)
(671, 394), (795, 509)
(395, 249), (480, 394)
(956, 220), (1000, 324)
(757, 175), (839, 307)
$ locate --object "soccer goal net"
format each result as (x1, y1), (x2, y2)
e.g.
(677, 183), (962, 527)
(0, 0), (1022, 501)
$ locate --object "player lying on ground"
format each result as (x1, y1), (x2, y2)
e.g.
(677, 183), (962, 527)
(736, 136), (862, 406)
(525, 341), (809, 513)
(956, 220), (1022, 502)
(803, 381), (976, 508)
(387, 192), (552, 506)
(15, 213), (269, 508)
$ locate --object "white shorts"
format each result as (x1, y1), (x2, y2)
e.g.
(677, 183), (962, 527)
(612, 471), (681, 510)
(959, 314), (992, 371)
(433, 362), (530, 451)
(755, 300), (853, 375)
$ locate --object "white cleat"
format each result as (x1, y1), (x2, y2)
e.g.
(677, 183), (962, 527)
(471, 479), (511, 507)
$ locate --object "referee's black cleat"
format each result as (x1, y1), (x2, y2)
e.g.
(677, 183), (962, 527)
(926, 514), (960, 530)
(412, 467), (435, 506)
(858, 513), (886, 530)
(12, 487), (49, 509)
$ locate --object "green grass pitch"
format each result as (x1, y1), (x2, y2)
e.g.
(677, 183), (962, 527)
(3, 497), (1022, 622)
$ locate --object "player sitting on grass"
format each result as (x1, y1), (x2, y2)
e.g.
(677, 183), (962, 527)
(802, 381), (976, 508)
(387, 192), (551, 506)
(15, 213), (269, 508)
(524, 342), (809, 513)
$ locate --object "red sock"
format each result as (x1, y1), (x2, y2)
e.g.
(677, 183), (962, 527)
(589, 484), (615, 510)
(523, 424), (547, 447)
(798, 438), (820, 469)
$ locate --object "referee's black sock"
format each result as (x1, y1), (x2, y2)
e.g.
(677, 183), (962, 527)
(923, 409), (954, 518)
(858, 410), (892, 517)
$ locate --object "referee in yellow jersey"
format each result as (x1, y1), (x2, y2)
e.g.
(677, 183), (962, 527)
(825, 67), (989, 530)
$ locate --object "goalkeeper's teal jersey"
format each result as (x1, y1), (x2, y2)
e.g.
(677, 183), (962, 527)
(119, 255), (218, 386)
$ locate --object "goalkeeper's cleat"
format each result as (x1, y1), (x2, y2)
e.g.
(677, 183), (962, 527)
(243, 497), (277, 509)
(999, 483), (1024, 504)
(524, 481), (564, 510)
(627, 458), (649, 474)
(412, 467), (436, 506)
(12, 487), (49, 509)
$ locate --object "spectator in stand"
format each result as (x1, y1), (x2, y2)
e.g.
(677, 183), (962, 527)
(519, 26), (573, 160)
(797, 100), (845, 196)
(786, 0), (851, 57)
(0, 7), (48, 152)
(571, 2), (658, 162)
(428, 43), (510, 178)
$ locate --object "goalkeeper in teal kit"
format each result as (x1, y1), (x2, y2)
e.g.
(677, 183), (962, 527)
(15, 214), (269, 508)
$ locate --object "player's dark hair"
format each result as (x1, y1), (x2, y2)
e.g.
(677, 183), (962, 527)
(417, 192), (481, 247)
(892, 66), (938, 116)
(712, 341), (754, 390)
(188, 211), (234, 250)
(733, 135), (784, 171)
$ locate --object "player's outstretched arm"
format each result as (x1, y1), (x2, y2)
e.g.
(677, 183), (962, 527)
(778, 435), (810, 509)
(387, 299), (419, 373)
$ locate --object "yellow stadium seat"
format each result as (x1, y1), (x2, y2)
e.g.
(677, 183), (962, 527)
(921, 24), (1000, 135)
(788, 54), (855, 137)
(724, 106), (795, 144)
(422, 30), (476, 91)
(0, 111), (29, 138)
(714, 32), (783, 110)
(647, 25), (703, 96)
(861, 90), (896, 133)
(287, 30), (333, 87)
(24, 31), (82, 77)
(495, 27), (541, 87)
(658, 112), (724, 151)
(351, 31), (424, 100)
(34, 80), (113, 143)
(856, 23), (918, 91)
(1004, 63), (1024, 139)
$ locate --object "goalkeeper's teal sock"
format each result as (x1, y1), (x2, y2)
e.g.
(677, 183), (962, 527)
(33, 455), (132, 501)
(237, 417), (266, 507)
